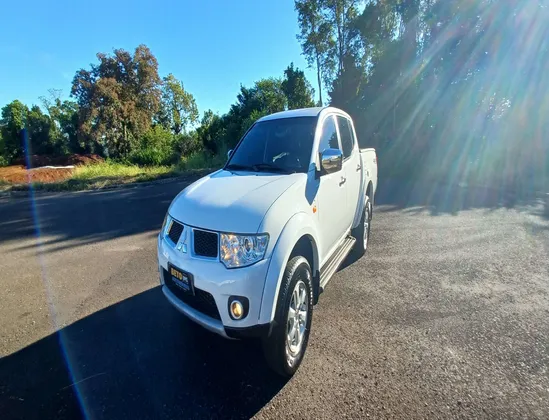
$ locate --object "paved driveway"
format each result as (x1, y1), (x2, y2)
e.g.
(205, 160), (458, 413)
(0, 180), (548, 419)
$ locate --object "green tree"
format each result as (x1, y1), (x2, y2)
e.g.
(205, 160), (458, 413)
(55, 100), (80, 153)
(41, 89), (80, 154)
(71, 44), (162, 157)
(323, 0), (360, 75)
(316, 0), (549, 191)
(0, 100), (29, 160)
(328, 53), (367, 117)
(198, 78), (288, 153)
(249, 78), (288, 115)
(296, 0), (362, 104)
(295, 0), (332, 105)
(159, 74), (199, 134)
(282, 63), (315, 109)
(230, 78), (287, 142)
(26, 105), (53, 155)
(196, 110), (226, 154)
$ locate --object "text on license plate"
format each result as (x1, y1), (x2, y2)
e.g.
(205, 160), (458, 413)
(170, 266), (190, 291)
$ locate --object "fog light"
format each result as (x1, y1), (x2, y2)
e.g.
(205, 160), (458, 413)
(230, 300), (244, 320)
(228, 296), (249, 320)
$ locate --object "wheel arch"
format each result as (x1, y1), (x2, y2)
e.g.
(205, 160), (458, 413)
(258, 213), (320, 324)
(289, 234), (320, 304)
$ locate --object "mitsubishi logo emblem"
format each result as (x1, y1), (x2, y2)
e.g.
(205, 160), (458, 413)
(177, 229), (188, 253)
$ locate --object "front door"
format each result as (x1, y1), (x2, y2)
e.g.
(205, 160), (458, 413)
(316, 114), (348, 264)
(336, 115), (362, 229)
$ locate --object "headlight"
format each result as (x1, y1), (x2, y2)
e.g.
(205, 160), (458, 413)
(161, 213), (170, 234)
(220, 233), (269, 268)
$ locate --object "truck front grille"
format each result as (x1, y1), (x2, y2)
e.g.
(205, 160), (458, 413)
(167, 220), (184, 244)
(193, 229), (218, 258)
(163, 269), (221, 320)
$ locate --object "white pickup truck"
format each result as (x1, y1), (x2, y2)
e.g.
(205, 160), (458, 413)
(157, 107), (377, 376)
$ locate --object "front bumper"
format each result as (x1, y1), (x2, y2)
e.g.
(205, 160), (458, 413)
(158, 234), (272, 338)
(162, 285), (231, 337)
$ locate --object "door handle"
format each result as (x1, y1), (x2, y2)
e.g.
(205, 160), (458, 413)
(356, 164), (361, 172)
(339, 176), (346, 186)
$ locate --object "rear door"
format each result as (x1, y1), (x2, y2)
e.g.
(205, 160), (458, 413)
(336, 115), (361, 229)
(316, 114), (348, 262)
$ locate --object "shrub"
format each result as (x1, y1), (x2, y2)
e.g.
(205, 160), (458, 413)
(128, 147), (173, 166)
(173, 131), (202, 157)
(178, 149), (227, 171)
(128, 126), (175, 166)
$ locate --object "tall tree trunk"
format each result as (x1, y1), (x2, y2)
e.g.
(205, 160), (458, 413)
(337, 3), (344, 73)
(316, 53), (323, 106)
(123, 122), (127, 156)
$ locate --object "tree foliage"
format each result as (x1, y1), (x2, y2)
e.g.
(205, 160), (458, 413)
(322, 0), (361, 79)
(296, 0), (549, 189)
(0, 7), (546, 192)
(26, 105), (53, 155)
(198, 65), (315, 154)
(41, 89), (80, 154)
(0, 100), (28, 160)
(282, 63), (316, 109)
(158, 74), (199, 135)
(295, 0), (332, 105)
(71, 44), (162, 157)
(0, 41), (318, 167)
(0, 95), (80, 161)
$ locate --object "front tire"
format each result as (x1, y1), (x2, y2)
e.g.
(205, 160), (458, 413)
(262, 256), (313, 377)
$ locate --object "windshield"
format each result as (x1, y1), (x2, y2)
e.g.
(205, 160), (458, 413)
(226, 116), (317, 174)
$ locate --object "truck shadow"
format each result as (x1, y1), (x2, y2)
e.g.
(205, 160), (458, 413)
(0, 287), (287, 420)
(375, 178), (547, 217)
(0, 178), (197, 253)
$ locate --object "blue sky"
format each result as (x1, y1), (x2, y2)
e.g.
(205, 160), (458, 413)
(0, 0), (316, 115)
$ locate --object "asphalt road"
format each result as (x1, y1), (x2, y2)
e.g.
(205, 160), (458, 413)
(0, 179), (548, 419)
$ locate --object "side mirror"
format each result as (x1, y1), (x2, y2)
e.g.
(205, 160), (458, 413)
(320, 148), (343, 174)
(227, 149), (233, 160)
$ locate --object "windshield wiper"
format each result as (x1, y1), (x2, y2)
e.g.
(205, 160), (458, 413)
(251, 163), (294, 174)
(226, 162), (294, 174)
(225, 163), (255, 171)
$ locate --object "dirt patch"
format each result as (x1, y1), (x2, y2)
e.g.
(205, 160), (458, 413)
(12, 154), (104, 168)
(1, 154), (105, 185)
(0, 165), (74, 184)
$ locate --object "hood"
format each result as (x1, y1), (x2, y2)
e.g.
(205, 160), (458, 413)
(168, 169), (303, 233)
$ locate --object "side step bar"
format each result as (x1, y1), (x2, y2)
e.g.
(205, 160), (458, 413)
(319, 235), (356, 292)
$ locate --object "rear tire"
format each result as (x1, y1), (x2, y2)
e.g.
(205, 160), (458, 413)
(351, 196), (371, 257)
(262, 256), (313, 377)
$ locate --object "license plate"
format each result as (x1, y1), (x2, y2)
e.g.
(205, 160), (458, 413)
(168, 263), (194, 295)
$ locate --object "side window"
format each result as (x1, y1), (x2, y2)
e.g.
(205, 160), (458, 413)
(337, 116), (354, 158)
(318, 116), (339, 153)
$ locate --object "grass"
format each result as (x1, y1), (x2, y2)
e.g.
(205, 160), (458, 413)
(73, 161), (174, 181)
(178, 150), (227, 171)
(6, 163), (177, 192)
(3, 154), (225, 193)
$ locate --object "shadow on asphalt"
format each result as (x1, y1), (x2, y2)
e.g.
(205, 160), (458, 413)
(375, 179), (547, 217)
(0, 180), (190, 252)
(1, 177), (546, 254)
(0, 287), (287, 420)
